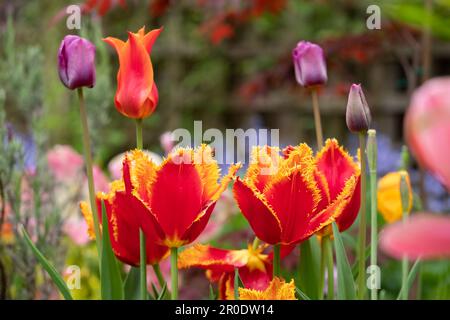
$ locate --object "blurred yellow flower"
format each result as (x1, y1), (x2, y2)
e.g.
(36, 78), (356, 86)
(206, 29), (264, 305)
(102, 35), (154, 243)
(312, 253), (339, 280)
(238, 277), (296, 300)
(377, 171), (413, 223)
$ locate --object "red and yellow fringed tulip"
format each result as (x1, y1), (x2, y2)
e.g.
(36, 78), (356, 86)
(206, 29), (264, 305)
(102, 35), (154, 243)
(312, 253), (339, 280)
(233, 139), (360, 246)
(103, 26), (162, 119)
(178, 244), (272, 300)
(82, 145), (240, 258)
(239, 277), (296, 300)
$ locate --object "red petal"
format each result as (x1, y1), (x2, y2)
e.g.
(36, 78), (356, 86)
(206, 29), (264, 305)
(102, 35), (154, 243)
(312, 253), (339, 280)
(181, 203), (216, 244)
(316, 139), (359, 201)
(336, 175), (361, 232)
(150, 157), (204, 246)
(112, 191), (168, 265)
(380, 213), (450, 260)
(264, 168), (320, 244)
(233, 178), (282, 245)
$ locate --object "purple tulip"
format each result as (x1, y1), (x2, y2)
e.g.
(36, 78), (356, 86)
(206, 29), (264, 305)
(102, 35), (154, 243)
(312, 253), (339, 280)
(292, 41), (327, 87)
(58, 35), (96, 90)
(346, 83), (371, 133)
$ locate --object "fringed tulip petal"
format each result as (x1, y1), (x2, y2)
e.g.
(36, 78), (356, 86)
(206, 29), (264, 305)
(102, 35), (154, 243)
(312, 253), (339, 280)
(245, 146), (281, 192)
(316, 139), (359, 201)
(264, 166), (320, 244)
(150, 156), (204, 246)
(233, 178), (282, 244)
(239, 277), (296, 300)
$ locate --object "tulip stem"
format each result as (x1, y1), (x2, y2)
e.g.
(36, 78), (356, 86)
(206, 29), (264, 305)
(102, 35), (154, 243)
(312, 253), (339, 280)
(252, 237), (260, 250)
(400, 173), (410, 300)
(135, 119), (147, 300)
(368, 130), (378, 300)
(234, 268), (240, 300)
(136, 118), (143, 149)
(139, 229), (147, 300)
(311, 89), (324, 149)
(77, 88), (102, 258)
(273, 244), (281, 277)
(319, 238), (326, 299)
(170, 247), (179, 300)
(357, 132), (367, 299)
(323, 235), (334, 299)
(153, 263), (170, 299)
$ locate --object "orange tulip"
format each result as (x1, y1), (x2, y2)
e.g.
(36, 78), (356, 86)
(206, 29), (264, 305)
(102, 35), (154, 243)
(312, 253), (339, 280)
(103, 26), (162, 119)
(239, 277), (296, 300)
(233, 139), (360, 246)
(178, 243), (272, 300)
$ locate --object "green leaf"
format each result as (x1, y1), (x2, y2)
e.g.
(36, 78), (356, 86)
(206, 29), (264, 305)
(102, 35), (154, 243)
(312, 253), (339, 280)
(100, 200), (124, 300)
(209, 284), (216, 300)
(20, 225), (73, 300)
(123, 267), (140, 300)
(157, 283), (167, 300)
(298, 236), (321, 299)
(295, 287), (311, 300)
(397, 259), (421, 300)
(351, 244), (371, 279)
(332, 223), (356, 300)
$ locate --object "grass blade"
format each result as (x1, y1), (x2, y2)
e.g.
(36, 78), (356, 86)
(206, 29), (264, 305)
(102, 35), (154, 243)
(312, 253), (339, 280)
(20, 225), (73, 300)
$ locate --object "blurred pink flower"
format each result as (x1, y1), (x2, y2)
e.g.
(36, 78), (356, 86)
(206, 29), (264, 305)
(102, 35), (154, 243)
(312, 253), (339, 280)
(108, 150), (163, 180)
(62, 216), (90, 245)
(47, 144), (109, 192)
(47, 145), (83, 181)
(160, 131), (175, 155)
(405, 77), (450, 191)
(380, 213), (450, 260)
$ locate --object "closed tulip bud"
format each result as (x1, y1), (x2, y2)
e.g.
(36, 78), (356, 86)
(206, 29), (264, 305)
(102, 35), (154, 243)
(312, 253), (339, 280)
(346, 84), (371, 133)
(58, 35), (96, 90)
(292, 41), (327, 87)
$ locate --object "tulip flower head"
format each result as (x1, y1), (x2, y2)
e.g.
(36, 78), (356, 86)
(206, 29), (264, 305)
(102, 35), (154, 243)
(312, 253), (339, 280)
(405, 77), (450, 191)
(82, 145), (241, 265)
(346, 83), (371, 133)
(178, 244), (272, 300)
(292, 41), (327, 88)
(104, 27), (162, 119)
(233, 140), (360, 246)
(58, 35), (96, 90)
(377, 171), (413, 224)
(239, 277), (296, 300)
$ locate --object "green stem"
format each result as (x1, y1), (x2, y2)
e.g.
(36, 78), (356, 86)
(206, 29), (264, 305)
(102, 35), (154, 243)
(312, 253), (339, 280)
(357, 132), (367, 299)
(136, 118), (143, 149)
(252, 237), (260, 250)
(152, 264), (165, 289)
(170, 247), (178, 300)
(400, 172), (410, 300)
(153, 263), (169, 299)
(77, 88), (101, 258)
(135, 119), (146, 300)
(234, 268), (240, 300)
(323, 236), (334, 300)
(319, 238), (326, 299)
(311, 89), (324, 149)
(273, 244), (281, 278)
(139, 229), (147, 300)
(367, 130), (378, 300)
